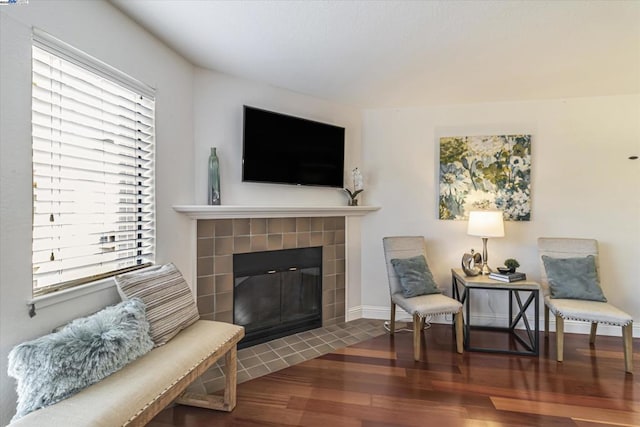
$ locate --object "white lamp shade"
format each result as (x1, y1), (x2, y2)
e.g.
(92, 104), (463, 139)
(467, 210), (505, 238)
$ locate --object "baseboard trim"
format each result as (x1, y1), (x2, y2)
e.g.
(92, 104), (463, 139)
(349, 305), (449, 324)
(348, 305), (638, 338)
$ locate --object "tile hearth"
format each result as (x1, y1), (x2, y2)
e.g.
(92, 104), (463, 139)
(188, 318), (386, 394)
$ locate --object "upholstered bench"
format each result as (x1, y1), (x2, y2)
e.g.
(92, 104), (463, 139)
(8, 320), (244, 427)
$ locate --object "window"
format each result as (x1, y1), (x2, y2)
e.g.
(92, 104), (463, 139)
(31, 31), (155, 297)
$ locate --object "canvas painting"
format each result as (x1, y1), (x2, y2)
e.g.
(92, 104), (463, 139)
(439, 134), (531, 221)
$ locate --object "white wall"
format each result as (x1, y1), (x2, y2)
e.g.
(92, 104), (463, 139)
(360, 95), (640, 333)
(192, 68), (362, 206)
(0, 1), (194, 423)
(192, 68), (365, 310)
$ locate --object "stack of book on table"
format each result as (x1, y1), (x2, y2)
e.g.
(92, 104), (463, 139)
(488, 271), (527, 282)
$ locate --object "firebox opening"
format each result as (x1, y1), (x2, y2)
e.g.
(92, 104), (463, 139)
(234, 246), (322, 348)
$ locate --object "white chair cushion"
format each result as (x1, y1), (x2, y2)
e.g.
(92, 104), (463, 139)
(546, 296), (632, 326)
(392, 292), (462, 317)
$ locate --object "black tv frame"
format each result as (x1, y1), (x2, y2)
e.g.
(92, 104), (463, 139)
(242, 106), (345, 188)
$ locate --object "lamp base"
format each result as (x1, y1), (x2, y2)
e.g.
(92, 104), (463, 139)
(480, 237), (491, 275)
(480, 263), (491, 275)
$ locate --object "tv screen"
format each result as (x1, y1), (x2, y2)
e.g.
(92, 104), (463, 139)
(242, 106), (345, 188)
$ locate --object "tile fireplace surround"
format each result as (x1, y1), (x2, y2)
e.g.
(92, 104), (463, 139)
(196, 217), (346, 326)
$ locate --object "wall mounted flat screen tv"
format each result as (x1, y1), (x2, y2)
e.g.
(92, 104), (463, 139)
(242, 106), (345, 188)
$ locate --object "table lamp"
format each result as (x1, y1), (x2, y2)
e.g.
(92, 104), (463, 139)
(467, 210), (505, 275)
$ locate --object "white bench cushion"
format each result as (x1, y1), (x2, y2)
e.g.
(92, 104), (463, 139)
(9, 320), (243, 427)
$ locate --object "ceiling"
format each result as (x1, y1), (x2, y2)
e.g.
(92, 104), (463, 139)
(111, 0), (640, 108)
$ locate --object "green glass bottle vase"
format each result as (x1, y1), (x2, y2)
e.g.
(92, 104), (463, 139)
(208, 147), (221, 205)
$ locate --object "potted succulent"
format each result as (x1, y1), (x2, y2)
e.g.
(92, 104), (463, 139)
(503, 258), (520, 273)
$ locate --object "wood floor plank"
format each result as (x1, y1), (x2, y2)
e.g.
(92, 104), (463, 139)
(370, 394), (468, 418)
(161, 400), (362, 427)
(491, 396), (640, 426)
(575, 347), (640, 361)
(331, 346), (397, 359)
(238, 378), (372, 406)
(465, 405), (578, 427)
(572, 420), (633, 427)
(432, 380), (640, 412)
(149, 324), (639, 427)
(300, 357), (407, 377)
(287, 396), (464, 427)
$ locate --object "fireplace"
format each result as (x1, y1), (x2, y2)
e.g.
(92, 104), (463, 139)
(234, 247), (322, 347)
(195, 217), (346, 333)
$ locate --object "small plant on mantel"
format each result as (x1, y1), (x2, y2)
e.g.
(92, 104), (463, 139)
(504, 258), (520, 273)
(344, 167), (364, 206)
(344, 188), (363, 206)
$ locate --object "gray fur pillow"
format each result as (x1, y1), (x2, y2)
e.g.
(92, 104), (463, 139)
(7, 298), (153, 421)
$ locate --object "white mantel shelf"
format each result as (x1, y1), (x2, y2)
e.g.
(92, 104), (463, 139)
(173, 205), (380, 219)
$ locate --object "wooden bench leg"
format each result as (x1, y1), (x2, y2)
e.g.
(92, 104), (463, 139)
(222, 345), (238, 410)
(176, 346), (238, 412)
(623, 323), (633, 374)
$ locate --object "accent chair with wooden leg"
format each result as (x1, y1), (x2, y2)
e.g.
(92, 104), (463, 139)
(383, 236), (464, 361)
(538, 237), (633, 373)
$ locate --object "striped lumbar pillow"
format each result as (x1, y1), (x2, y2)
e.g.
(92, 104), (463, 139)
(116, 263), (200, 346)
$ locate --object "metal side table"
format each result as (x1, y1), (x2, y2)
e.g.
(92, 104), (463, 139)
(451, 268), (540, 356)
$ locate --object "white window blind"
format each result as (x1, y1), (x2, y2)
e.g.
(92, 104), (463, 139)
(31, 36), (155, 296)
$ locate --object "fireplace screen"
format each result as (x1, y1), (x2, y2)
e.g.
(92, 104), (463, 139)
(234, 247), (322, 347)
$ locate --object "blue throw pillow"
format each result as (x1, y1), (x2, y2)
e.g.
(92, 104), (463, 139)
(542, 255), (607, 302)
(391, 255), (441, 298)
(7, 298), (153, 421)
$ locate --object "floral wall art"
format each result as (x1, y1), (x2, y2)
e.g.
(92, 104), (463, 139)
(439, 134), (532, 221)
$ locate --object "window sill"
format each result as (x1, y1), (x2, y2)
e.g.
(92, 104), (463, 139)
(27, 276), (117, 315)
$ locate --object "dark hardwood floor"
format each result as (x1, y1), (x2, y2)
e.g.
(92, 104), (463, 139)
(149, 324), (639, 427)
